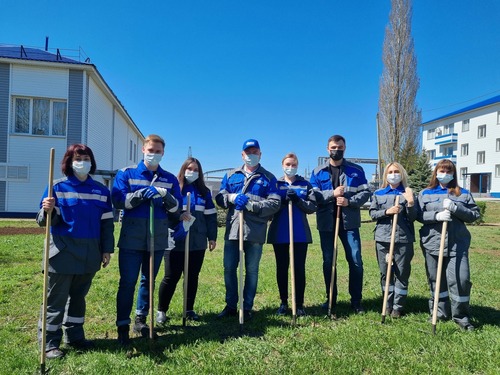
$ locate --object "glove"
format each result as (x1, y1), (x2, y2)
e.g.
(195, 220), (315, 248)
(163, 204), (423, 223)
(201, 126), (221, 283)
(152, 196), (164, 207)
(142, 186), (161, 199)
(436, 210), (452, 222)
(172, 216), (196, 241)
(443, 198), (457, 213)
(234, 194), (249, 210)
(286, 189), (299, 203)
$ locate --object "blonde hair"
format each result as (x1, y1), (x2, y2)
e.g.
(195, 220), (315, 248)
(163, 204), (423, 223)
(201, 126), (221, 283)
(144, 134), (165, 148)
(281, 152), (299, 165)
(382, 162), (409, 188)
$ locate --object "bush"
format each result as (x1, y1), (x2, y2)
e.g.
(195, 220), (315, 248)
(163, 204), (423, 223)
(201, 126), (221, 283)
(470, 200), (486, 225)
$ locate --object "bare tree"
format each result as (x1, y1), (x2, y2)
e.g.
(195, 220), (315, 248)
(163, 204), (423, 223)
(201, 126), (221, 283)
(378, 0), (421, 170)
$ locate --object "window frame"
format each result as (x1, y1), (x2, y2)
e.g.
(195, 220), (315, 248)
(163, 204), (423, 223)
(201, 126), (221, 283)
(462, 119), (470, 132)
(461, 143), (469, 156)
(12, 96), (67, 137)
(477, 124), (487, 139)
(477, 151), (486, 165)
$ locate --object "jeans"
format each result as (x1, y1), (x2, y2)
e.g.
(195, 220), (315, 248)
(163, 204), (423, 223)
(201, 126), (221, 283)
(116, 248), (164, 327)
(319, 227), (363, 307)
(223, 240), (263, 311)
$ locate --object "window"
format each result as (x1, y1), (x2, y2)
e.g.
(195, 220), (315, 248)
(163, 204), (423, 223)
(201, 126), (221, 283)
(442, 145), (454, 156)
(477, 151), (485, 164)
(496, 165), (500, 178)
(427, 149), (436, 160)
(461, 143), (469, 156)
(478, 125), (486, 138)
(462, 119), (469, 132)
(496, 138), (500, 152)
(133, 143), (137, 163)
(497, 111), (500, 125)
(129, 140), (133, 160)
(427, 128), (435, 140)
(460, 167), (468, 179)
(12, 97), (67, 136)
(0, 165), (29, 181)
(444, 123), (454, 134)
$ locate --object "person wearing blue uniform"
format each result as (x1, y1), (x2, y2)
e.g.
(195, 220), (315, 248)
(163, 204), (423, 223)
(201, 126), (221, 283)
(157, 157), (217, 323)
(369, 162), (416, 318)
(417, 159), (479, 331)
(112, 134), (182, 345)
(37, 144), (114, 359)
(215, 139), (281, 319)
(310, 135), (371, 315)
(267, 153), (317, 317)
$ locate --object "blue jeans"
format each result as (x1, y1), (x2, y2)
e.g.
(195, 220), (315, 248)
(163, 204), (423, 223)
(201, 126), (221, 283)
(116, 248), (164, 327)
(223, 240), (263, 311)
(319, 227), (363, 307)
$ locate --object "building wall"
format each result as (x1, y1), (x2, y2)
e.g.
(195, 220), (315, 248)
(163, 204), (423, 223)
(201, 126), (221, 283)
(422, 103), (500, 197)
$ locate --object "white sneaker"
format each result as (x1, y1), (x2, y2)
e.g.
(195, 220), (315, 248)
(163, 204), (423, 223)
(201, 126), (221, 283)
(156, 311), (167, 324)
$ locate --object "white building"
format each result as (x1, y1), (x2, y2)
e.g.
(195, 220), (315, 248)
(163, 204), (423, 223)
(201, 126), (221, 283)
(421, 95), (500, 198)
(0, 44), (144, 216)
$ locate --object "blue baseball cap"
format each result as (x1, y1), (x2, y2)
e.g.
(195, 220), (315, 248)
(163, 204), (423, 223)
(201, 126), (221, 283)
(242, 139), (260, 151)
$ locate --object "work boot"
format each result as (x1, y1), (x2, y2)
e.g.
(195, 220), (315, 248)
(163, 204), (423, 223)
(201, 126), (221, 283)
(217, 305), (237, 318)
(117, 325), (130, 346)
(133, 315), (150, 337)
(186, 310), (200, 321)
(156, 310), (169, 325)
(46, 348), (65, 360)
(391, 310), (403, 319)
(456, 320), (475, 331)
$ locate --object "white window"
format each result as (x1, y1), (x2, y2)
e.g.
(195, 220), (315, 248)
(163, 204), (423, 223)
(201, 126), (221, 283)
(478, 125), (486, 138)
(442, 146), (454, 156)
(444, 123), (454, 134)
(0, 165), (29, 181)
(497, 111), (500, 125)
(496, 165), (500, 178)
(496, 138), (500, 152)
(460, 167), (468, 179)
(129, 140), (133, 160)
(427, 128), (435, 140)
(462, 119), (469, 132)
(427, 149), (436, 160)
(133, 143), (137, 163)
(12, 97), (67, 136)
(461, 143), (469, 156)
(477, 151), (485, 164)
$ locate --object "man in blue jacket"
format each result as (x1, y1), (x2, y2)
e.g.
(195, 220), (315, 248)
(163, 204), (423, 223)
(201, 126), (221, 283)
(310, 135), (371, 315)
(112, 134), (182, 345)
(215, 139), (281, 319)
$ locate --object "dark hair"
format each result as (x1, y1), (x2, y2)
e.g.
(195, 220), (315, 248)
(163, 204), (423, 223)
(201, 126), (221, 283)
(327, 135), (346, 145)
(427, 159), (461, 196)
(177, 157), (209, 195)
(61, 144), (97, 176)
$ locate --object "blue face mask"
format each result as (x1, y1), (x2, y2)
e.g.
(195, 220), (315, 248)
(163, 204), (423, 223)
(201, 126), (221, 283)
(437, 173), (454, 184)
(243, 154), (260, 168)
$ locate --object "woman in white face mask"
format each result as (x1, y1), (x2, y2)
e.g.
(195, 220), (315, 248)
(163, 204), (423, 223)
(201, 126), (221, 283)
(37, 144), (114, 359)
(157, 157), (217, 323)
(369, 162), (416, 318)
(266, 153), (317, 317)
(417, 159), (480, 331)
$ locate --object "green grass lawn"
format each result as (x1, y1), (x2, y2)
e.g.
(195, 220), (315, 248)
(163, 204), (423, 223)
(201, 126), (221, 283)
(0, 204), (499, 374)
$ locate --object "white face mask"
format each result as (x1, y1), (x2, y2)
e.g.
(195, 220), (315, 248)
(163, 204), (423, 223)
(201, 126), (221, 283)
(386, 173), (402, 185)
(283, 167), (297, 178)
(437, 173), (454, 184)
(144, 153), (162, 167)
(243, 154), (260, 168)
(72, 161), (91, 177)
(185, 171), (199, 183)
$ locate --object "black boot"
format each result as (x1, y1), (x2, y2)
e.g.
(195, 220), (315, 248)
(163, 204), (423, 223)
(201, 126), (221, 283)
(117, 325), (130, 346)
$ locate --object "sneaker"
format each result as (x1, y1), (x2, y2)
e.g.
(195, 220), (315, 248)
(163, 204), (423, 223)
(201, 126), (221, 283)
(352, 304), (366, 315)
(276, 303), (288, 316)
(133, 315), (150, 337)
(243, 310), (253, 321)
(186, 310), (200, 321)
(117, 325), (130, 346)
(156, 310), (169, 324)
(296, 308), (307, 317)
(391, 310), (403, 319)
(217, 305), (237, 318)
(46, 348), (65, 360)
(456, 320), (475, 331)
(67, 339), (95, 350)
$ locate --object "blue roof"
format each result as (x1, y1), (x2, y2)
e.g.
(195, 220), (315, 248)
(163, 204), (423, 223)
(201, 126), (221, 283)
(423, 95), (500, 124)
(0, 45), (83, 64)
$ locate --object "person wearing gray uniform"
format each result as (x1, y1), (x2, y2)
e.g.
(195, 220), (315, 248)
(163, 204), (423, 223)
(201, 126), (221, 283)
(369, 162), (416, 318)
(417, 159), (480, 331)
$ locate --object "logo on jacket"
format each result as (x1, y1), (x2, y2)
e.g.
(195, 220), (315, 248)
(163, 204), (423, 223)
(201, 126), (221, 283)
(92, 189), (102, 194)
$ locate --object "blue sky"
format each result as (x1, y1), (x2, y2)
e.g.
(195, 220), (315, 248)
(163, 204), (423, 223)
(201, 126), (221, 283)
(2, 1), (499, 179)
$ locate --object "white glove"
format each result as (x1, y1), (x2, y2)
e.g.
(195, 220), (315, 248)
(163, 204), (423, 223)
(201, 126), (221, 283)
(155, 187), (167, 197)
(443, 198), (457, 213)
(229, 193), (238, 203)
(436, 210), (452, 222)
(245, 201), (253, 212)
(182, 215), (196, 231)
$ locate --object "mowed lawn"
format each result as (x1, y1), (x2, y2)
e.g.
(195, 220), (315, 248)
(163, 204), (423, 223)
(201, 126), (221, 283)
(0, 202), (499, 374)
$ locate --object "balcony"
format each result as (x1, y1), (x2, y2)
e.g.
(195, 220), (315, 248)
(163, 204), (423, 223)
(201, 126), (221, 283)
(435, 133), (458, 145)
(432, 154), (457, 166)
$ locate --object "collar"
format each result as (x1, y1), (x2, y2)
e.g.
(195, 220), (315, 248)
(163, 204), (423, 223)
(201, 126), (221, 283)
(380, 184), (405, 194)
(67, 174), (92, 185)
